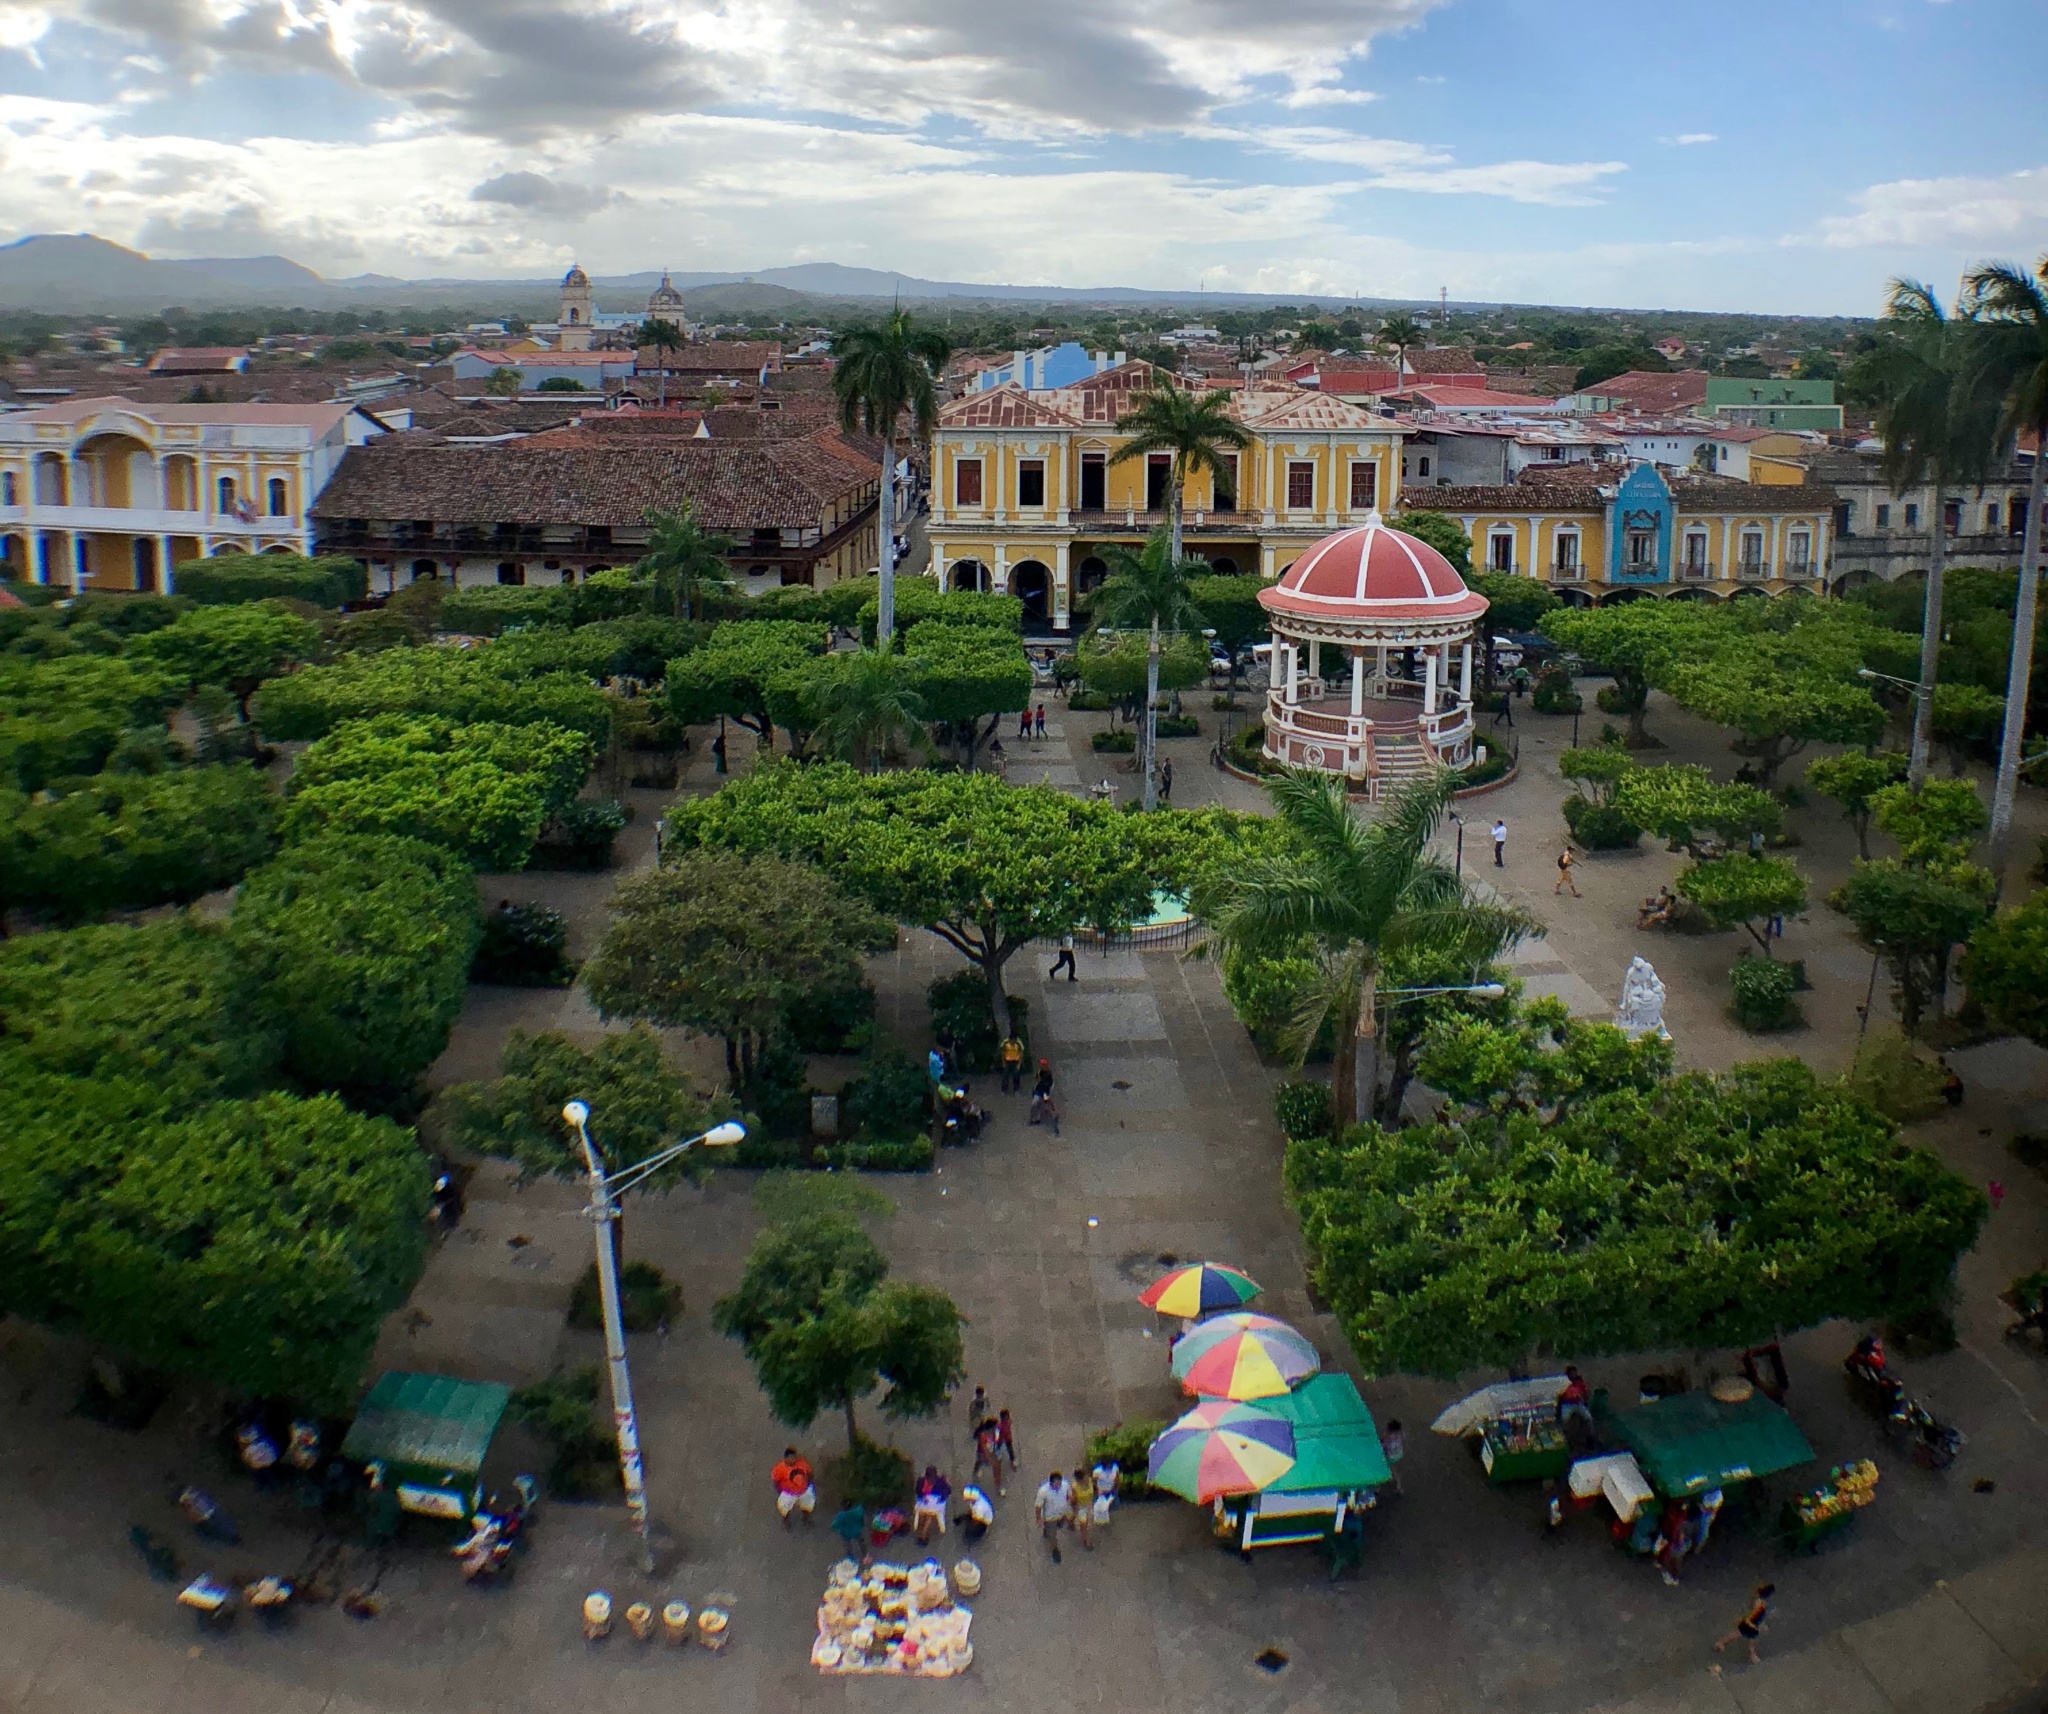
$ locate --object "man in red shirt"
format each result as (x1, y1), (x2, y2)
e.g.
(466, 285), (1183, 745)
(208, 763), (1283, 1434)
(771, 1448), (816, 1526)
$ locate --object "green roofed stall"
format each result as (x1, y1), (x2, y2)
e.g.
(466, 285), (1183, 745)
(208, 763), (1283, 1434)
(1215, 1373), (1393, 1553)
(341, 1371), (511, 1520)
(1599, 1391), (1815, 1499)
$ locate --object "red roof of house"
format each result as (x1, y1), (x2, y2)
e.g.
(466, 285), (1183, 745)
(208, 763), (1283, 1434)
(1570, 370), (1710, 412)
(1393, 385), (1556, 412)
(1259, 521), (1489, 624)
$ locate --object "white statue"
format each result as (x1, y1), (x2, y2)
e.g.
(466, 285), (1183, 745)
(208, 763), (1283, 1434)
(1614, 956), (1669, 1040)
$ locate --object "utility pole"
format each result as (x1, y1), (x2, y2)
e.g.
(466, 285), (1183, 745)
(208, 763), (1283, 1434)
(563, 1101), (745, 1573)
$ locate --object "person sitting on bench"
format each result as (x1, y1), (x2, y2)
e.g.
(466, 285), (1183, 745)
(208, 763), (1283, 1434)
(1636, 886), (1676, 930)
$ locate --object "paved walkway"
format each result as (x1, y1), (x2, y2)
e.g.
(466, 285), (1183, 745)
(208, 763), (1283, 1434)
(3, 687), (2047, 1713)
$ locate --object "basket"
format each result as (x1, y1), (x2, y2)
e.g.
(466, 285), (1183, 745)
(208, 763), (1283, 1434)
(625, 1602), (654, 1641)
(952, 1559), (982, 1596)
(1710, 1376), (1755, 1404)
(582, 1592), (613, 1640)
(661, 1601), (692, 1645)
(697, 1607), (730, 1651)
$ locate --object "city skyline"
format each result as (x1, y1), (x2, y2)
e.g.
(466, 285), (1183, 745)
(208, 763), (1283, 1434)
(0, 0), (2044, 314)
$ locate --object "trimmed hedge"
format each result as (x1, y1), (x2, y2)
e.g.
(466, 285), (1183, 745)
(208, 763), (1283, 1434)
(175, 553), (368, 609)
(814, 1135), (936, 1172)
(1562, 795), (1641, 850)
(440, 585), (570, 635)
(1730, 954), (1800, 1031)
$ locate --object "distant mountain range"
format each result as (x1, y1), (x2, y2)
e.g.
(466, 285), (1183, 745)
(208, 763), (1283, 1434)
(0, 233), (1413, 315)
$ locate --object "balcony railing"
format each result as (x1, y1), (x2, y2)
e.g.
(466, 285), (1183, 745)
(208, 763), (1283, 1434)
(1737, 559), (1771, 580)
(1678, 560), (1716, 581)
(1782, 560), (1815, 580)
(1551, 562), (1583, 581)
(1484, 561), (1522, 576)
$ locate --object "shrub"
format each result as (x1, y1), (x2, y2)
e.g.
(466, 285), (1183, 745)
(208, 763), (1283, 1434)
(1067, 689), (1113, 711)
(1222, 943), (1333, 1059)
(814, 1135), (935, 1172)
(440, 585), (570, 635)
(175, 553), (368, 609)
(1275, 1079), (1335, 1141)
(1531, 664), (1580, 714)
(568, 1260), (680, 1333)
(1083, 1419), (1165, 1499)
(1211, 692), (1241, 711)
(786, 976), (877, 1055)
(508, 1367), (617, 1498)
(473, 902), (575, 987)
(252, 649), (610, 745)
(1226, 718), (1273, 774)
(1844, 1030), (1947, 1123)
(1155, 714), (1200, 738)
(1091, 728), (1137, 753)
(831, 1436), (914, 1507)
(1458, 736), (1510, 788)
(1729, 954), (1800, 1031)
(926, 969), (1028, 1072)
(1562, 796), (1641, 850)
(840, 1039), (931, 1141)
(530, 797), (628, 870)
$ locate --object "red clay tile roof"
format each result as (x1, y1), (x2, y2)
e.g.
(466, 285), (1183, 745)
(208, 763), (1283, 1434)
(633, 340), (784, 374)
(1404, 346), (1484, 377)
(1424, 467), (1838, 515)
(1570, 370), (1711, 411)
(939, 384), (1080, 429)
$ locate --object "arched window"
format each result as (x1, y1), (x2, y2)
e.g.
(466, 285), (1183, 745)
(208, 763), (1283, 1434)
(1, 471), (15, 506)
(217, 475), (236, 513)
(268, 477), (289, 517)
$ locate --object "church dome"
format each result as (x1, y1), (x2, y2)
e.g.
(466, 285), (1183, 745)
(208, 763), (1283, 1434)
(561, 263), (590, 288)
(648, 269), (686, 312)
(1259, 516), (1487, 624)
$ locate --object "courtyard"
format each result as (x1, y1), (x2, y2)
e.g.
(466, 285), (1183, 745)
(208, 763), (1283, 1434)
(2, 685), (2046, 1714)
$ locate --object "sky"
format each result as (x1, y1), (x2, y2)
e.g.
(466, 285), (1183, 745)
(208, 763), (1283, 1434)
(0, 0), (2044, 315)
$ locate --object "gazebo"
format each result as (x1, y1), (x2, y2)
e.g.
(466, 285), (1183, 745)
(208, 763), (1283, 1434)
(1257, 515), (1490, 798)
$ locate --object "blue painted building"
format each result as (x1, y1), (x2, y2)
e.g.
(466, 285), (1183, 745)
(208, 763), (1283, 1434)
(975, 342), (1127, 392)
(1607, 461), (1674, 584)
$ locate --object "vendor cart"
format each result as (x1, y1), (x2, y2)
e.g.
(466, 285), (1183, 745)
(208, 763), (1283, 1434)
(1478, 1410), (1571, 1483)
(1598, 1390), (1815, 1500)
(1210, 1375), (1392, 1556)
(1777, 1460), (1879, 1553)
(340, 1371), (511, 1523)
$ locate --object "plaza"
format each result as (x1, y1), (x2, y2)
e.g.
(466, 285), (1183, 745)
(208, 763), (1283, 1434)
(1, 660), (2045, 1714)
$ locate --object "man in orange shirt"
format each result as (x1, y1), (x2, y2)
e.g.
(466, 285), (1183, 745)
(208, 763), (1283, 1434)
(771, 1447), (816, 1526)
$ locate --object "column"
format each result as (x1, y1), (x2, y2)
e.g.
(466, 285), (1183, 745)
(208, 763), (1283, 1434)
(159, 535), (175, 596)
(1350, 648), (1365, 717)
(1053, 540), (1071, 634)
(1423, 649), (1438, 714)
(70, 531), (86, 593)
(1286, 642), (1301, 705)
(1308, 638), (1321, 685)
(1459, 641), (1473, 703)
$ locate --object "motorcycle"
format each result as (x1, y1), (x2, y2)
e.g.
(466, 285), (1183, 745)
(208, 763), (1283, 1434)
(1844, 1347), (1964, 1471)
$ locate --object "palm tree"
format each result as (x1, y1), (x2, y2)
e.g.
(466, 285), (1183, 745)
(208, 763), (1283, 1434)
(1089, 527), (1209, 811)
(1963, 256), (2048, 873)
(1195, 771), (1538, 1128)
(832, 307), (950, 647)
(1378, 313), (1426, 385)
(1110, 383), (1252, 560)
(637, 502), (736, 621)
(638, 317), (687, 409)
(1857, 281), (2002, 786)
(807, 648), (927, 772)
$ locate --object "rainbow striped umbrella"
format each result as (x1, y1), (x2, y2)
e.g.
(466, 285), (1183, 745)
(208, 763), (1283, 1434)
(1148, 1399), (1296, 1503)
(1137, 1263), (1262, 1319)
(1171, 1313), (1321, 1401)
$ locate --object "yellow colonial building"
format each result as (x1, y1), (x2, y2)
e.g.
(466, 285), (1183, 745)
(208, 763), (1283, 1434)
(927, 362), (1406, 630)
(1435, 463), (1842, 603)
(0, 398), (388, 593)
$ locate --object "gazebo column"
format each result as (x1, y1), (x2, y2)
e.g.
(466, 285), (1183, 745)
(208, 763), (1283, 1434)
(1286, 640), (1301, 705)
(1308, 638), (1320, 685)
(1459, 641), (1473, 703)
(1423, 648), (1438, 715)
(1350, 646), (1365, 717)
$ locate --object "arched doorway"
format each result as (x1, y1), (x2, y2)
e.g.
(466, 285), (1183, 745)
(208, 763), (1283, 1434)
(1010, 560), (1052, 623)
(410, 559), (439, 581)
(132, 538), (158, 592)
(949, 559), (989, 592)
(1076, 555), (1108, 596)
(1208, 555), (1240, 576)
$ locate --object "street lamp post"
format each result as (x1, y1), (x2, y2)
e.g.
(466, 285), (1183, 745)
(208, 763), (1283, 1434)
(563, 1101), (745, 1573)
(1447, 810), (1464, 880)
(1857, 667), (1933, 788)
(1380, 982), (1508, 1003)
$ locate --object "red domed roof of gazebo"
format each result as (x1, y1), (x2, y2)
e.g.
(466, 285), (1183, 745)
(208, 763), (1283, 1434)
(1259, 516), (1489, 624)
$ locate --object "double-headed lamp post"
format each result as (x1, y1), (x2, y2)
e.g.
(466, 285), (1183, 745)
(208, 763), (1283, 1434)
(562, 1100), (745, 1572)
(1857, 666), (1932, 787)
(1382, 982), (1507, 1003)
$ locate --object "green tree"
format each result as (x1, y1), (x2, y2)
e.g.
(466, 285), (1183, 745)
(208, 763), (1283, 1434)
(833, 307), (949, 644)
(1189, 573), (1270, 698)
(484, 365), (523, 397)
(1676, 855), (1807, 955)
(231, 833), (481, 1093)
(661, 620), (828, 745)
(1468, 567), (1556, 631)
(1852, 280), (2004, 785)
(712, 1212), (964, 1450)
(1194, 770), (1537, 1127)
(1542, 602), (1725, 747)
(1870, 778), (1988, 872)
(129, 601), (321, 717)
(583, 852), (893, 1085)
(1808, 751), (1910, 859)
(1289, 1007), (1985, 1377)
(665, 762), (1167, 1036)
(0, 1077), (428, 1405)
(637, 316), (687, 409)
(1088, 527), (1210, 809)
(1611, 766), (1782, 856)
(1076, 628), (1210, 725)
(1377, 312), (1425, 383)
(635, 501), (736, 622)
(0, 764), (278, 924)
(1660, 647), (1884, 787)
(252, 647), (610, 745)
(1929, 682), (2006, 775)
(1389, 510), (1474, 577)
(1110, 385), (1252, 561)
(902, 622), (1032, 766)
(0, 654), (179, 790)
(1962, 891), (2048, 1046)
(1831, 859), (1993, 1031)
(801, 647), (929, 771)
(1964, 258), (2048, 866)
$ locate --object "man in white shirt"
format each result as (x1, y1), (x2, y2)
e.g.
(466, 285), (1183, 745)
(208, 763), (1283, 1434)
(1033, 1471), (1073, 1564)
(1492, 819), (1507, 868)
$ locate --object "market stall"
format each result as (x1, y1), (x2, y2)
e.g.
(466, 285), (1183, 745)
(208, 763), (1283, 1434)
(1780, 1460), (1879, 1552)
(1206, 1375), (1392, 1554)
(340, 1371), (511, 1522)
(811, 1558), (973, 1677)
(1598, 1390), (1815, 1499)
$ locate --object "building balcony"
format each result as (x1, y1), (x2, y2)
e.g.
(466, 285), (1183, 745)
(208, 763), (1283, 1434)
(1611, 561), (1667, 583)
(1481, 561), (1522, 576)
(1550, 563), (1584, 581)
(1677, 560), (1716, 581)
(0, 504), (292, 535)
(1782, 560), (1816, 580)
(1737, 560), (1771, 580)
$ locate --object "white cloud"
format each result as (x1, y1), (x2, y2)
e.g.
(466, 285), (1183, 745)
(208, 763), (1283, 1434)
(1232, 124), (1627, 206)
(1662, 132), (1717, 146)
(1818, 165), (2048, 248)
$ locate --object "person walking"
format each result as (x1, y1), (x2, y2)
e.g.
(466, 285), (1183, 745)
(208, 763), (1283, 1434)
(990, 735), (1007, 777)
(1028, 1059), (1060, 1135)
(1034, 703), (1047, 739)
(1018, 707), (1033, 741)
(711, 726), (728, 775)
(1491, 818), (1507, 867)
(1049, 934), (1078, 982)
(967, 1385), (990, 1444)
(970, 1415), (1006, 1497)
(1090, 1454), (1119, 1534)
(831, 1500), (869, 1567)
(771, 1447), (816, 1527)
(1714, 1584), (1775, 1666)
(1554, 845), (1580, 897)
(1033, 1471), (1073, 1563)
(995, 1408), (1020, 1474)
(997, 1031), (1026, 1094)
(1068, 1464), (1097, 1551)
(1158, 757), (1174, 803)
(1382, 1420), (1405, 1494)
